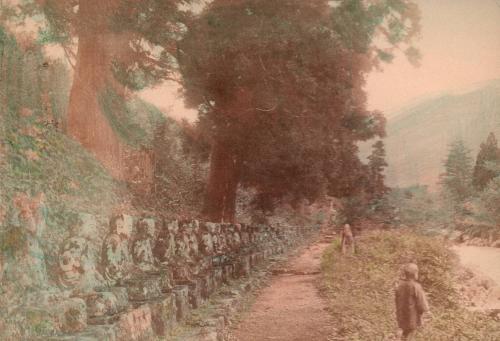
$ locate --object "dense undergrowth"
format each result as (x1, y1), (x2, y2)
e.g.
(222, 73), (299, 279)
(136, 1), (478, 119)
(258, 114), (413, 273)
(321, 230), (500, 340)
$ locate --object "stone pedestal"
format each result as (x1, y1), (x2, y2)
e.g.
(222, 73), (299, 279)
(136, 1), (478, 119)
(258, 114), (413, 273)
(158, 267), (175, 293)
(176, 279), (202, 309)
(200, 272), (214, 299)
(191, 279), (204, 308)
(86, 287), (129, 324)
(263, 249), (270, 258)
(46, 324), (116, 341)
(148, 294), (177, 336)
(250, 253), (258, 268)
(114, 305), (154, 341)
(22, 297), (88, 337)
(239, 255), (251, 277)
(172, 285), (190, 322)
(123, 275), (162, 302)
(213, 267), (224, 289)
(223, 264), (234, 282)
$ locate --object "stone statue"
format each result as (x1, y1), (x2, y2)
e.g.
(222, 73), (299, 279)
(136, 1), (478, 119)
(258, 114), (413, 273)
(225, 225), (235, 252)
(186, 225), (203, 278)
(58, 214), (106, 293)
(200, 224), (215, 257)
(100, 214), (134, 286)
(208, 223), (220, 255)
(59, 237), (99, 291)
(2, 194), (88, 337)
(11, 192), (50, 290)
(240, 224), (250, 248)
(172, 230), (193, 282)
(152, 219), (176, 293)
(153, 220), (175, 265)
(131, 218), (157, 273)
(187, 227), (200, 260)
(233, 224), (242, 251)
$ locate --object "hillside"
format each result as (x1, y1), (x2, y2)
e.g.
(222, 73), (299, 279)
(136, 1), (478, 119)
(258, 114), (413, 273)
(380, 80), (500, 189)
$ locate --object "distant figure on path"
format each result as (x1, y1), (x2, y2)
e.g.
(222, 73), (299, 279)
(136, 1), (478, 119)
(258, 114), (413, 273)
(395, 263), (430, 340)
(340, 223), (355, 254)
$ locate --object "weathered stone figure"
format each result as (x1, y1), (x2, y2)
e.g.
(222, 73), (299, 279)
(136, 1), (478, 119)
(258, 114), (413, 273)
(153, 219), (176, 265)
(59, 236), (104, 291)
(132, 218), (157, 273)
(198, 224), (215, 275)
(101, 214), (134, 286)
(209, 223), (220, 254)
(340, 223), (355, 254)
(395, 263), (430, 340)
(151, 224), (175, 294)
(11, 192), (50, 290)
(172, 230), (194, 282)
(240, 224), (250, 249)
(186, 224), (203, 277)
(233, 224), (242, 251)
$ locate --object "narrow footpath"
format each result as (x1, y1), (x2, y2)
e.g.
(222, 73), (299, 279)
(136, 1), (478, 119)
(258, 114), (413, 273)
(230, 234), (335, 341)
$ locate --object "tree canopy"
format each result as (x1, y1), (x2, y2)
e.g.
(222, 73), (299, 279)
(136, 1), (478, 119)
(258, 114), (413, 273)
(178, 0), (420, 221)
(1, 0), (197, 185)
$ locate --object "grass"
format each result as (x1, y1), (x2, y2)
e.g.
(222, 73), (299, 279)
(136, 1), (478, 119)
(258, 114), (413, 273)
(321, 229), (500, 341)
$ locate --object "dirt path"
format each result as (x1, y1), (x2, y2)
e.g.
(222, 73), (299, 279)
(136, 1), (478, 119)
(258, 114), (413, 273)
(231, 237), (335, 341)
(454, 245), (500, 310)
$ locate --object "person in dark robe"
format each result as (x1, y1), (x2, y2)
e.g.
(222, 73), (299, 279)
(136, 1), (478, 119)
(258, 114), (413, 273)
(395, 263), (430, 340)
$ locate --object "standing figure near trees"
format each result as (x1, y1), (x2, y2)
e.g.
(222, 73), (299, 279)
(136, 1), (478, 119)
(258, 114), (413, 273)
(340, 223), (355, 254)
(395, 263), (430, 340)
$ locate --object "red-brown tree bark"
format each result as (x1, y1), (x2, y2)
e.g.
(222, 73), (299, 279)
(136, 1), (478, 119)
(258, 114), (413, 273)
(65, 1), (153, 187)
(202, 140), (241, 223)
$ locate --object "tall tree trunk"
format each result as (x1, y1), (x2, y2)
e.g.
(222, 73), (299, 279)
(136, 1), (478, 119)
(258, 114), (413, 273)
(202, 140), (241, 223)
(67, 0), (116, 149)
(64, 0), (155, 188)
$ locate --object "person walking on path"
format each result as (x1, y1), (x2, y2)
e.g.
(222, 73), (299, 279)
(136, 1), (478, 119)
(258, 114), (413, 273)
(395, 263), (430, 340)
(340, 223), (355, 254)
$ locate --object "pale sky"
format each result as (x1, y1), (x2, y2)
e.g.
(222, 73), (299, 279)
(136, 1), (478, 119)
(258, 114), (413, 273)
(142, 0), (500, 122)
(366, 0), (500, 117)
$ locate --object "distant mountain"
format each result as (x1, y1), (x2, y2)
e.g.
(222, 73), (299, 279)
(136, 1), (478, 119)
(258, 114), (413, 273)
(377, 80), (500, 189)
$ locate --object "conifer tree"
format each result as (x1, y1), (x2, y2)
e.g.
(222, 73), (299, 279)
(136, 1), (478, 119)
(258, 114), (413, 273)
(472, 132), (500, 191)
(440, 139), (473, 203)
(367, 140), (389, 198)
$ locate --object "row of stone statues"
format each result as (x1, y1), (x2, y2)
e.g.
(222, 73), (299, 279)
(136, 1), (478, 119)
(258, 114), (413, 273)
(1, 194), (297, 340)
(58, 214), (284, 295)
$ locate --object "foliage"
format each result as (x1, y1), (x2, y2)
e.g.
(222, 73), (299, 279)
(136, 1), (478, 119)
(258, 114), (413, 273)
(440, 139), (474, 205)
(388, 186), (450, 227)
(178, 0), (420, 220)
(98, 87), (166, 147)
(0, 26), (70, 124)
(149, 119), (207, 216)
(4, 0), (194, 91)
(321, 230), (500, 340)
(0, 27), (128, 277)
(436, 135), (500, 240)
(479, 175), (500, 225)
(367, 140), (389, 198)
(472, 132), (500, 192)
